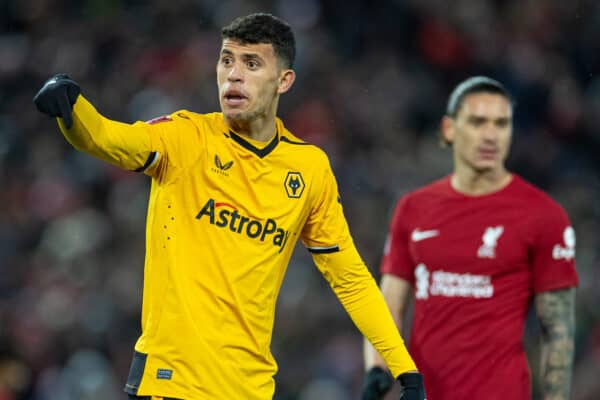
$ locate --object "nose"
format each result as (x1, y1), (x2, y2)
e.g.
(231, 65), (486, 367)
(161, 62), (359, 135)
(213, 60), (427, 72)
(227, 62), (243, 82)
(482, 123), (498, 143)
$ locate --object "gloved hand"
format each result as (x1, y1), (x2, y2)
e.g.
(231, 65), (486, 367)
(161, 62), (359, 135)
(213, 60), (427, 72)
(398, 372), (426, 400)
(362, 369), (426, 400)
(33, 74), (81, 129)
(361, 367), (393, 400)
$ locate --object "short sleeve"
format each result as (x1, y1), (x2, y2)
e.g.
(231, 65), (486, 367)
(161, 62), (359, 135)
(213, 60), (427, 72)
(531, 202), (578, 293)
(301, 157), (350, 252)
(380, 196), (415, 283)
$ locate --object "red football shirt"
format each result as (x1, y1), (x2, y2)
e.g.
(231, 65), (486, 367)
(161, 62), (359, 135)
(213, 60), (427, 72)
(381, 175), (578, 400)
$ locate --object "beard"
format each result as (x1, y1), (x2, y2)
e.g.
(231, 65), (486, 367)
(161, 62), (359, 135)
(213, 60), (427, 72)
(223, 97), (275, 133)
(225, 107), (265, 125)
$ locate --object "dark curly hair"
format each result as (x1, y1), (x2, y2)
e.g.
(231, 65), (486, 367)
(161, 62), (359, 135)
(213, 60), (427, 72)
(221, 13), (296, 69)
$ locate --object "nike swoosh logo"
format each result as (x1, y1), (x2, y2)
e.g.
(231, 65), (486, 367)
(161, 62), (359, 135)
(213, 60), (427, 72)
(411, 229), (439, 242)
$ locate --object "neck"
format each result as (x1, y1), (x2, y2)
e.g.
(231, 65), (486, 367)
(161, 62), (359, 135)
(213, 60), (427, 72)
(451, 165), (512, 196)
(227, 97), (280, 142)
(228, 115), (277, 142)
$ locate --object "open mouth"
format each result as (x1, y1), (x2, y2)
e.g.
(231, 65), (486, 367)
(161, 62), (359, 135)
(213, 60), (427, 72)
(223, 89), (248, 106)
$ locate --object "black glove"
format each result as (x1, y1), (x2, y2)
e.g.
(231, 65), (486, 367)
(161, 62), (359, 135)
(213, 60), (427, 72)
(361, 367), (393, 400)
(33, 74), (81, 129)
(398, 372), (426, 400)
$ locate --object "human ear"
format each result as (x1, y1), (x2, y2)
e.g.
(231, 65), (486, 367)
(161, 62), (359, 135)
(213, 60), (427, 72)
(441, 115), (455, 145)
(277, 69), (296, 94)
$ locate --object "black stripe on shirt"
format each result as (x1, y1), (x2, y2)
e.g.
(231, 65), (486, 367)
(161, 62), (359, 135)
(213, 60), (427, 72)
(229, 130), (279, 158)
(307, 245), (340, 254)
(134, 151), (158, 172)
(280, 136), (311, 145)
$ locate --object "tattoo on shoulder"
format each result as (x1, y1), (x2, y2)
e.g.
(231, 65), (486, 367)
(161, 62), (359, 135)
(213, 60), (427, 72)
(535, 288), (575, 400)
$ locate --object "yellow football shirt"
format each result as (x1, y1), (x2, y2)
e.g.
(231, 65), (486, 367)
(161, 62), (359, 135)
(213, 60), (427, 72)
(58, 96), (416, 399)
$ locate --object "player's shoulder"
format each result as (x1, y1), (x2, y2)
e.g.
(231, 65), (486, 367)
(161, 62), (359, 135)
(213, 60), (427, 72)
(510, 175), (564, 209)
(278, 122), (328, 164)
(144, 109), (206, 128)
(402, 176), (451, 203)
(509, 175), (571, 225)
(144, 111), (228, 154)
(390, 176), (451, 217)
(167, 110), (225, 128)
(159, 111), (230, 143)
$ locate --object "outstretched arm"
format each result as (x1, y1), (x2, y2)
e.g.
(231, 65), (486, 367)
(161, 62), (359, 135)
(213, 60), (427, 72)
(312, 247), (417, 377)
(34, 74), (160, 173)
(303, 158), (424, 399)
(311, 248), (425, 400)
(364, 274), (412, 370)
(534, 287), (576, 400)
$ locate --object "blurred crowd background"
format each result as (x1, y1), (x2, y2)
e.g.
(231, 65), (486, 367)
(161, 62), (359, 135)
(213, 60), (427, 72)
(1, 0), (599, 398)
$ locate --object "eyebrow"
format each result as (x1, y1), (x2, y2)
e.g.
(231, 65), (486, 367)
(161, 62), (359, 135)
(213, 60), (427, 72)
(467, 115), (511, 123)
(221, 48), (263, 61)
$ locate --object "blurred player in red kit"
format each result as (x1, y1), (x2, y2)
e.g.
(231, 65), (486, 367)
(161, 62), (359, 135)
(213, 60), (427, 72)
(362, 76), (578, 400)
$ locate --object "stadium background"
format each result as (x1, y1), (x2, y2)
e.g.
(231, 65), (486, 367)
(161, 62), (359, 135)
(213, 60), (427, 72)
(1, 0), (599, 398)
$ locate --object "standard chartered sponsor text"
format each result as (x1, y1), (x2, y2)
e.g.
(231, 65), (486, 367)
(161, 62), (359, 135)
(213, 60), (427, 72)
(430, 270), (494, 298)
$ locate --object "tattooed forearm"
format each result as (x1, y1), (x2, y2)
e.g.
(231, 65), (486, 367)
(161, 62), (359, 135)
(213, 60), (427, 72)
(535, 288), (575, 400)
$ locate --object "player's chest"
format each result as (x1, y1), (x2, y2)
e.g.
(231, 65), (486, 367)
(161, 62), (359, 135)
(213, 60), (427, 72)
(176, 145), (312, 228)
(407, 203), (532, 274)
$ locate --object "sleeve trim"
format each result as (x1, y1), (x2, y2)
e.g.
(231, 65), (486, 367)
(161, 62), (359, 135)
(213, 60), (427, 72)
(135, 151), (159, 172)
(534, 281), (578, 294)
(307, 245), (340, 254)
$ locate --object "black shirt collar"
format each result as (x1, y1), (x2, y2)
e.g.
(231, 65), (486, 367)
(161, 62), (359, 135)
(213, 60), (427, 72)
(228, 130), (279, 158)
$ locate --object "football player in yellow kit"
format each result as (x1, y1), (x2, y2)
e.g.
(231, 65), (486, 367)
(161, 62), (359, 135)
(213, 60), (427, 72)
(34, 13), (424, 400)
